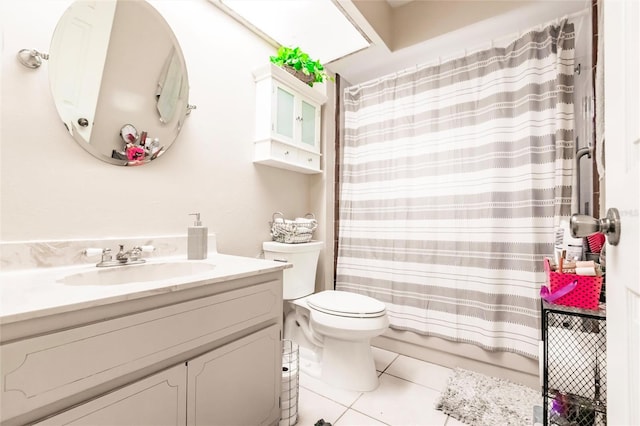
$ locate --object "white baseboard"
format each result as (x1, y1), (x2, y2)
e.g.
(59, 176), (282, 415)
(372, 328), (540, 389)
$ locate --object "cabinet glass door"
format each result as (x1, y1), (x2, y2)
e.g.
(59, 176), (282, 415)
(300, 100), (317, 147)
(276, 87), (294, 139)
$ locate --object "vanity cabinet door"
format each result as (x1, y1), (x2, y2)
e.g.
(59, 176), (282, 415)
(35, 364), (187, 426)
(186, 324), (281, 426)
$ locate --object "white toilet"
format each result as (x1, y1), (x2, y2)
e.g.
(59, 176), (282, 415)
(263, 241), (389, 392)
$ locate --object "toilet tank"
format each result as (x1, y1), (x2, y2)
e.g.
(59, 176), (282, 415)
(263, 241), (324, 300)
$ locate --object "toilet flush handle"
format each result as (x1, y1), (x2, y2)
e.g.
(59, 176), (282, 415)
(272, 257), (288, 263)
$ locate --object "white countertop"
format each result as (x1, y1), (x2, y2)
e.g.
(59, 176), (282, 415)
(0, 253), (288, 325)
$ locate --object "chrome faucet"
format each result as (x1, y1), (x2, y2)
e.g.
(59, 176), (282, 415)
(116, 244), (142, 263)
(84, 245), (155, 267)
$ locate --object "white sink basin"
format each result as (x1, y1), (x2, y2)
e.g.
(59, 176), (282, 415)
(59, 262), (216, 286)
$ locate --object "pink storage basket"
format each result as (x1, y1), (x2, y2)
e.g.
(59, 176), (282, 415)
(587, 232), (605, 253)
(543, 258), (603, 310)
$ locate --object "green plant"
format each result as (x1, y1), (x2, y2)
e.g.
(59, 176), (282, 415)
(269, 46), (333, 86)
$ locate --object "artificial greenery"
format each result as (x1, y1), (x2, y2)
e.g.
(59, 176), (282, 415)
(269, 46), (333, 86)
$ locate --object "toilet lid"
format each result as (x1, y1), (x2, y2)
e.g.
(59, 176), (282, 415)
(307, 291), (386, 318)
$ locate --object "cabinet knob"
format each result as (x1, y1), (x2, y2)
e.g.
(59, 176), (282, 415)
(284, 151), (290, 155)
(307, 158), (312, 162)
(296, 116), (303, 122)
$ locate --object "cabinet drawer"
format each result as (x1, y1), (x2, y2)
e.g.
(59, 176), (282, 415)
(254, 139), (321, 174)
(270, 141), (298, 163)
(298, 151), (320, 170)
(1, 279), (282, 423)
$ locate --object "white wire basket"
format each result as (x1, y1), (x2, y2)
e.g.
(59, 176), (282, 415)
(270, 212), (317, 244)
(280, 340), (299, 426)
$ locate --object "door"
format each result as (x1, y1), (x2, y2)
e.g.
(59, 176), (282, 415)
(604, 1), (640, 425)
(186, 325), (281, 426)
(35, 364), (187, 425)
(48, 0), (115, 143)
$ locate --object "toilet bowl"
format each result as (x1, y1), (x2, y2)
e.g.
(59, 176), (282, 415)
(302, 291), (389, 391)
(263, 241), (389, 392)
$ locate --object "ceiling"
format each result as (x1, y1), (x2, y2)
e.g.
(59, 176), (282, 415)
(215, 0), (370, 63)
(211, 0), (590, 86)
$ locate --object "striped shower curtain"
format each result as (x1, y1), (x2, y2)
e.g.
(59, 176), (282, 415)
(336, 23), (575, 358)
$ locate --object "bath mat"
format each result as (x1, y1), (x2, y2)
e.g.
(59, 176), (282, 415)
(436, 368), (541, 426)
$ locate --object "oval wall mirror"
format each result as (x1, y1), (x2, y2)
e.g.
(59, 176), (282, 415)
(48, 0), (190, 166)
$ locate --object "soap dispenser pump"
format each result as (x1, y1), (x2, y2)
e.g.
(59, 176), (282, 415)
(187, 213), (208, 260)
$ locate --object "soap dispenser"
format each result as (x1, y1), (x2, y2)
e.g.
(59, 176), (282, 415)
(187, 213), (208, 260)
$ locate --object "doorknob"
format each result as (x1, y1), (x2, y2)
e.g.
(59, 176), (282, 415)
(570, 208), (621, 246)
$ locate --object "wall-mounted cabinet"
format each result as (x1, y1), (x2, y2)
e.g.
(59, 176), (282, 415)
(253, 64), (328, 174)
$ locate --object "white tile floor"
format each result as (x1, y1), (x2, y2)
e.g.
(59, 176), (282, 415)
(290, 347), (466, 426)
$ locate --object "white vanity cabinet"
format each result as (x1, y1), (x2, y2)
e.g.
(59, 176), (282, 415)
(253, 64), (327, 174)
(34, 325), (280, 426)
(1, 269), (283, 426)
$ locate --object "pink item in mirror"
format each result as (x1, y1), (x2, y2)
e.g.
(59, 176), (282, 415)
(126, 145), (145, 161)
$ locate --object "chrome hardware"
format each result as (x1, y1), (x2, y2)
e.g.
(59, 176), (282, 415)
(85, 244), (155, 267)
(100, 248), (112, 264)
(575, 142), (593, 214)
(116, 244), (136, 262)
(570, 208), (621, 246)
(77, 118), (89, 127)
(17, 49), (49, 69)
(284, 151), (290, 155)
(84, 247), (113, 265)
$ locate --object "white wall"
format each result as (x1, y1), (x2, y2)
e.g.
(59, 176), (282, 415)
(0, 0), (334, 266)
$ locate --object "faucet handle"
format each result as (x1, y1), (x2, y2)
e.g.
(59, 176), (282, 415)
(85, 248), (112, 264)
(136, 245), (155, 253)
(82, 247), (111, 258)
(82, 247), (105, 256)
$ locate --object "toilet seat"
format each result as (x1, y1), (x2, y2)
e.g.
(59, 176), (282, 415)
(307, 291), (386, 318)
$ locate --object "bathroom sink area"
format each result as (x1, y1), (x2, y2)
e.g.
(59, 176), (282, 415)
(59, 262), (216, 286)
(0, 252), (288, 426)
(0, 253), (291, 329)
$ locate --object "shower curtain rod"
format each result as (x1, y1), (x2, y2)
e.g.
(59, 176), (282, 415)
(523, 7), (590, 38)
(352, 6), (592, 89)
(453, 7), (591, 60)
(560, 6), (591, 23)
